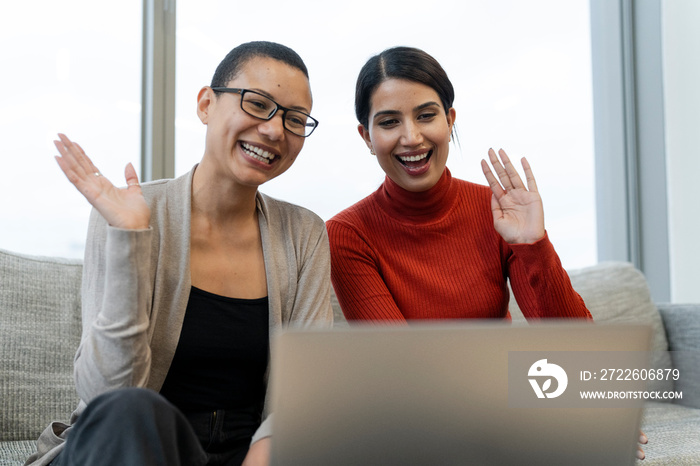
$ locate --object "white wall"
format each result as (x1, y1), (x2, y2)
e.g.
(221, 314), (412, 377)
(663, 0), (700, 302)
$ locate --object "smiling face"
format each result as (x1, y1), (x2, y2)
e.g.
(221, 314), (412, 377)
(197, 56), (312, 189)
(359, 78), (456, 192)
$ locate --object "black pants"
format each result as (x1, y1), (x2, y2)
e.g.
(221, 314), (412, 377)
(51, 388), (252, 466)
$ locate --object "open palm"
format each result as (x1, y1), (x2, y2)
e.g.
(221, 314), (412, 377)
(481, 148), (545, 245)
(54, 133), (150, 230)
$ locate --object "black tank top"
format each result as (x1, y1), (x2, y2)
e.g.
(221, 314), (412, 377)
(160, 286), (269, 413)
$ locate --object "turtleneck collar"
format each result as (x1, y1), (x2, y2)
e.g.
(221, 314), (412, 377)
(376, 168), (457, 224)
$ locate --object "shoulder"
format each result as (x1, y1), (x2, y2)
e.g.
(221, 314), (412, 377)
(447, 177), (494, 219)
(327, 190), (381, 229)
(452, 177), (492, 199)
(326, 192), (385, 252)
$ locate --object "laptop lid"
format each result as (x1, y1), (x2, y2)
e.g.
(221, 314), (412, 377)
(269, 322), (652, 466)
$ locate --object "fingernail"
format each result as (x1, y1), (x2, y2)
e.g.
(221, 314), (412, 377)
(636, 450), (645, 460)
(640, 433), (648, 443)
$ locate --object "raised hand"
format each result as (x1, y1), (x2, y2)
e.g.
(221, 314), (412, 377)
(54, 133), (151, 230)
(481, 148), (545, 244)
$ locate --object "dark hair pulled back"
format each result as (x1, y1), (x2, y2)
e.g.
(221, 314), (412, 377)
(355, 46), (454, 128)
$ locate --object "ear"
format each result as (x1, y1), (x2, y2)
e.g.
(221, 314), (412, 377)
(447, 107), (456, 133)
(197, 87), (215, 124)
(358, 124), (374, 154)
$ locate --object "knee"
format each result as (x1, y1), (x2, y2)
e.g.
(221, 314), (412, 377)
(64, 388), (204, 465)
(83, 387), (174, 422)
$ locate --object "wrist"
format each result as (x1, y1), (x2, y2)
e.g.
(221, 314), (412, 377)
(507, 231), (545, 245)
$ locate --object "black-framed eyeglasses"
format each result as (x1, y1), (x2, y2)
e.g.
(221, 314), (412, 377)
(211, 87), (319, 137)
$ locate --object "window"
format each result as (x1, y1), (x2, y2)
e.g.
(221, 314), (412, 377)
(0, 0), (142, 258)
(663, 0), (700, 302)
(175, 0), (596, 268)
(4, 0), (595, 268)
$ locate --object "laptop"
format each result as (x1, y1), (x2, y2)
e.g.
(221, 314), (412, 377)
(269, 322), (652, 466)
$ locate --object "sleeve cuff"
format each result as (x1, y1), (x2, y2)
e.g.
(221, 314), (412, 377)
(251, 414), (273, 444)
(508, 231), (558, 266)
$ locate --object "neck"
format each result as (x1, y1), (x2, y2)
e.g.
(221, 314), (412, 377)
(378, 168), (456, 223)
(191, 162), (259, 227)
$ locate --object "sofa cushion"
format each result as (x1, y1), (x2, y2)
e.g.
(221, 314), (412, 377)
(509, 262), (673, 393)
(658, 304), (700, 409)
(639, 401), (700, 465)
(0, 440), (37, 466)
(0, 248), (83, 442)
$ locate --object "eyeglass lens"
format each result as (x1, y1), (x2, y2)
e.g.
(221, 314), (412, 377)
(240, 92), (315, 137)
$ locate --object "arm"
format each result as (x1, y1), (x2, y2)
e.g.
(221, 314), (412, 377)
(481, 148), (590, 319)
(287, 222), (334, 328)
(242, 437), (271, 466)
(249, 211), (334, 455)
(54, 133), (155, 402)
(507, 234), (591, 319)
(326, 219), (406, 323)
(74, 215), (155, 402)
(246, 215), (424, 464)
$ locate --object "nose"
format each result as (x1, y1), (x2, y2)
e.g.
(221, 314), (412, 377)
(401, 121), (423, 146)
(258, 111), (285, 141)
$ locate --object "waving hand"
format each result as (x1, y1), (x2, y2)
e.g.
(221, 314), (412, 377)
(54, 133), (150, 230)
(481, 148), (545, 244)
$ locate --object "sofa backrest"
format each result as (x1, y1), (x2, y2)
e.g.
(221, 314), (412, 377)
(0, 248), (83, 441)
(1, 250), (677, 442)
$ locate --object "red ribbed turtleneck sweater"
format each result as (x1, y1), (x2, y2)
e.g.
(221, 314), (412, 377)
(326, 168), (591, 322)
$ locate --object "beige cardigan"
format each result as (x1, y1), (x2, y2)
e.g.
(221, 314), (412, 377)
(26, 167), (333, 466)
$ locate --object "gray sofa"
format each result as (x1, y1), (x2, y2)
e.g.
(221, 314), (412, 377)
(2, 247), (699, 465)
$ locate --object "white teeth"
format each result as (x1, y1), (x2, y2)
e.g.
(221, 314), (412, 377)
(399, 152), (429, 162)
(242, 142), (276, 164)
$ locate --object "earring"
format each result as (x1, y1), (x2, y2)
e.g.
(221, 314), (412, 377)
(370, 148), (376, 155)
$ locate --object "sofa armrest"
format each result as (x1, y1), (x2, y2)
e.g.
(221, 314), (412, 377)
(657, 303), (700, 409)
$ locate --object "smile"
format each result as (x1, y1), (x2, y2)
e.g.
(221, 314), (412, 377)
(396, 149), (433, 167)
(241, 142), (278, 165)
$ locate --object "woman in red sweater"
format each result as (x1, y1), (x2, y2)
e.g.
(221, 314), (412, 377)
(324, 48), (654, 457)
(326, 46), (592, 323)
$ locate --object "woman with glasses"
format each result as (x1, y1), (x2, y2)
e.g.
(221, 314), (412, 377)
(27, 41), (330, 466)
(327, 46), (592, 324)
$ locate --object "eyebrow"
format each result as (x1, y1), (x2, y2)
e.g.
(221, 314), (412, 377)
(372, 101), (442, 120)
(250, 87), (311, 114)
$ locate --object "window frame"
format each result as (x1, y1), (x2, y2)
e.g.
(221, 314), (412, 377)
(589, 0), (670, 301)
